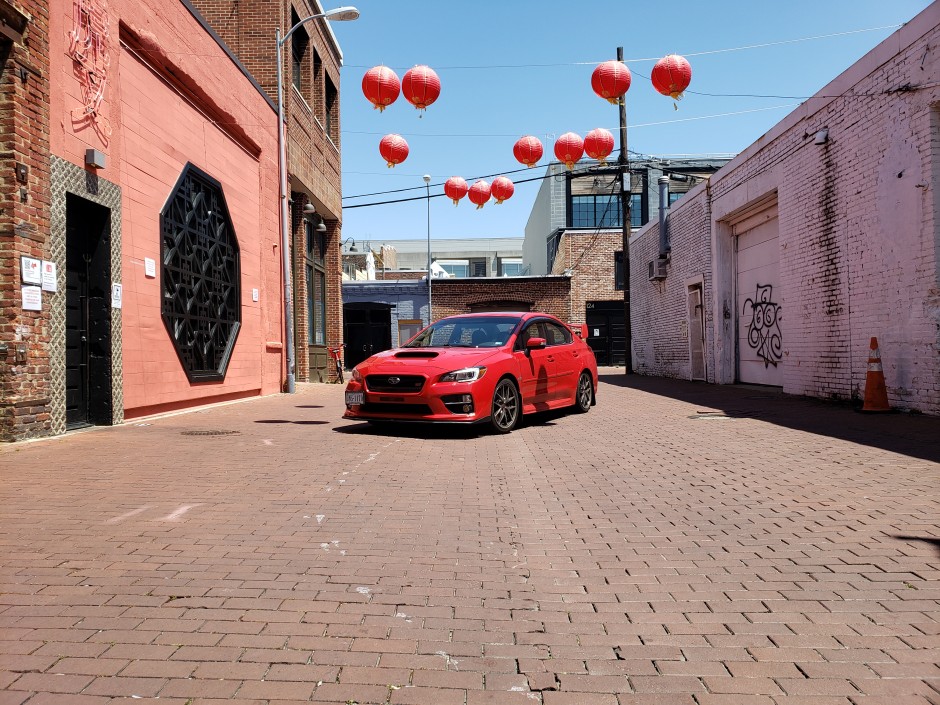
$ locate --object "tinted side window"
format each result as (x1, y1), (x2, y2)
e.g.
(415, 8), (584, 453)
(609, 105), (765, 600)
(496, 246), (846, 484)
(515, 322), (542, 350)
(544, 321), (572, 346)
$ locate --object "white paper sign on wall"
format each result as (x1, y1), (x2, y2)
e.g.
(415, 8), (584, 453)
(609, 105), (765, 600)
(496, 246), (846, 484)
(20, 256), (41, 285)
(22, 285), (42, 311)
(252, 288), (259, 302)
(111, 283), (123, 309)
(41, 261), (57, 292)
(144, 257), (156, 278)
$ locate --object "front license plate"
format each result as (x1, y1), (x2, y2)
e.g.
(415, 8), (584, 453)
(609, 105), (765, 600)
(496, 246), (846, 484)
(345, 392), (363, 405)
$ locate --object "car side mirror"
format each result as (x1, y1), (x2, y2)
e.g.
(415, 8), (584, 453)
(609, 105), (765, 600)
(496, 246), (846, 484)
(525, 337), (547, 352)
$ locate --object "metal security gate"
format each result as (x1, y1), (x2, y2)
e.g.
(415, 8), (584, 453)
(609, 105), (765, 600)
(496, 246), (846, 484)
(586, 300), (625, 366)
(343, 303), (392, 370)
(735, 207), (782, 386)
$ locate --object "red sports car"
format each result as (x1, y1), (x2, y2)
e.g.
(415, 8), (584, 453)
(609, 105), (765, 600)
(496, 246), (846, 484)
(343, 312), (598, 433)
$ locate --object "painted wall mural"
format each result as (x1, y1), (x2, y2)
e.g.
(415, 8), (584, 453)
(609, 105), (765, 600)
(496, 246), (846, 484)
(743, 283), (782, 367)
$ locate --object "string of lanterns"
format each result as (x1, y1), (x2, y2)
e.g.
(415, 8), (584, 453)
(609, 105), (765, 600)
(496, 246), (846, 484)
(360, 53), (692, 204)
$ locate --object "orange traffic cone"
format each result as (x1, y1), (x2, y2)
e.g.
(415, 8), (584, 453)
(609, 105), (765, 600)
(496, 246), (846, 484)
(861, 337), (890, 412)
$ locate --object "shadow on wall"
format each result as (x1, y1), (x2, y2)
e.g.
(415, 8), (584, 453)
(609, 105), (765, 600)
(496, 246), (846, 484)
(597, 372), (940, 464)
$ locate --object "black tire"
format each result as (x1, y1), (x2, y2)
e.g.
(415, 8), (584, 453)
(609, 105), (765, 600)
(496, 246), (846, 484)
(336, 361), (344, 384)
(490, 378), (520, 434)
(575, 371), (593, 413)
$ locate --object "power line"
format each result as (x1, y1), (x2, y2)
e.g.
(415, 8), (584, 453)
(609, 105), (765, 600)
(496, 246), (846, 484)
(344, 25), (903, 70)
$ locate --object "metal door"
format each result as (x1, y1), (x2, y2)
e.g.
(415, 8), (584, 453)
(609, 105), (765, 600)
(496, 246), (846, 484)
(688, 285), (706, 380)
(586, 300), (625, 366)
(736, 214), (783, 385)
(343, 304), (392, 369)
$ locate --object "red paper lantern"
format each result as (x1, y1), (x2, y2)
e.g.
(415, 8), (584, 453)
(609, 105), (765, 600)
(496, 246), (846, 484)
(491, 176), (515, 205)
(651, 54), (692, 100)
(444, 176), (469, 206)
(591, 60), (631, 104)
(378, 134), (409, 167)
(401, 65), (441, 111)
(468, 180), (491, 209)
(513, 135), (543, 168)
(584, 128), (615, 165)
(361, 65), (400, 111)
(554, 132), (584, 170)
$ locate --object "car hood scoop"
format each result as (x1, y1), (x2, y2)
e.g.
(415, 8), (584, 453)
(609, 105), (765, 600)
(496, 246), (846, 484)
(394, 350), (439, 359)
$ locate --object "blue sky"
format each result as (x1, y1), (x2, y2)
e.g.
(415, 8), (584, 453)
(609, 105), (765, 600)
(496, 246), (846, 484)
(329, 1), (933, 245)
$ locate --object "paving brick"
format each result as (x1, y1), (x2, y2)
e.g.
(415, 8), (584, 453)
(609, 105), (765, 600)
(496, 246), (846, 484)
(0, 380), (937, 705)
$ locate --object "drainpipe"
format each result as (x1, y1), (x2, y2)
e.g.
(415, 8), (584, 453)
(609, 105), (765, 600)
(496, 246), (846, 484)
(658, 175), (670, 259)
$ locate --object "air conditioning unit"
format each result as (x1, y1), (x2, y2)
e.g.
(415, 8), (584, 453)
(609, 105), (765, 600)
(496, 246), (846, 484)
(648, 258), (668, 281)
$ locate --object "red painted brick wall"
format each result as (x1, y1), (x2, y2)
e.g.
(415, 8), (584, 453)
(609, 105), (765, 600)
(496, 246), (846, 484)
(0, 1), (52, 441)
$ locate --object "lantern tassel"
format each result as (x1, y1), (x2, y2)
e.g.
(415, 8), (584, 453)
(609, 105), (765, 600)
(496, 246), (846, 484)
(475, 203), (484, 210)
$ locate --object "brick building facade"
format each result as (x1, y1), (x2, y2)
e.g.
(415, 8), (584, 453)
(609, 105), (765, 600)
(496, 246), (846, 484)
(0, 0), (286, 442)
(628, 6), (940, 414)
(189, 0), (347, 384)
(0, 0), (51, 440)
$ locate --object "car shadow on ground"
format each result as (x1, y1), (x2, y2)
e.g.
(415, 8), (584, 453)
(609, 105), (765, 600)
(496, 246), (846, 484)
(597, 371), (940, 463)
(333, 408), (568, 440)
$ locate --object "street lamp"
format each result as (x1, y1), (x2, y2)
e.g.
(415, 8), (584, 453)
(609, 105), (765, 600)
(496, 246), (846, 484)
(423, 174), (432, 326)
(276, 5), (359, 394)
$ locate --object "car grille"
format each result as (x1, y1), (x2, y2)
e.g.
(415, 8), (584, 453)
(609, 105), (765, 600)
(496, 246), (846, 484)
(359, 402), (433, 415)
(365, 374), (425, 393)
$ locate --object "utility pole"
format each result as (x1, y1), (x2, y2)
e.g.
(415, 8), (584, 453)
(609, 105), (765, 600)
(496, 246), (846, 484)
(617, 46), (633, 374)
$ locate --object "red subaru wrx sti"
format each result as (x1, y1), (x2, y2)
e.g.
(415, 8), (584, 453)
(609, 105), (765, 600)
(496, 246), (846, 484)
(343, 312), (598, 433)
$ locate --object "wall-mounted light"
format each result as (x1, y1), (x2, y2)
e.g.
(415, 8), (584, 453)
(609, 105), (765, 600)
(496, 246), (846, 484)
(341, 237), (357, 252)
(814, 128), (829, 145)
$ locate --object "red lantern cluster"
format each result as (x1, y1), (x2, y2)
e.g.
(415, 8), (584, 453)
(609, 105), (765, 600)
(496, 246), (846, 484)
(444, 176), (469, 206)
(554, 132), (584, 171)
(651, 54), (692, 101)
(468, 180), (491, 209)
(591, 60), (631, 104)
(402, 65), (441, 111)
(361, 65), (400, 111)
(513, 135), (543, 168)
(491, 176), (514, 205)
(379, 134), (409, 168)
(584, 128), (614, 165)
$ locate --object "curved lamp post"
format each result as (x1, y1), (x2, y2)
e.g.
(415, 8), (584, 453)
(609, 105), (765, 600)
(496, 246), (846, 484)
(276, 5), (359, 393)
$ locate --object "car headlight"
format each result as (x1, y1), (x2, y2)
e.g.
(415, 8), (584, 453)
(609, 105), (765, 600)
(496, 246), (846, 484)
(440, 366), (486, 383)
(351, 368), (363, 382)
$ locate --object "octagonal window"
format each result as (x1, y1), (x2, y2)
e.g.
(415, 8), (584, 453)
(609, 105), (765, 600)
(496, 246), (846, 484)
(160, 163), (241, 382)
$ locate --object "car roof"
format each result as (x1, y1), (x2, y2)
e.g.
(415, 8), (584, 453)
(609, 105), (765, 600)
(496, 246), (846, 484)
(439, 312), (548, 321)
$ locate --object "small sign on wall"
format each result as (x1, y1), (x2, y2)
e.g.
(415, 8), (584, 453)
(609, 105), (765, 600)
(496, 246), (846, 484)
(144, 257), (156, 278)
(252, 288), (259, 302)
(41, 261), (57, 292)
(111, 283), (122, 309)
(20, 256), (41, 285)
(22, 285), (42, 311)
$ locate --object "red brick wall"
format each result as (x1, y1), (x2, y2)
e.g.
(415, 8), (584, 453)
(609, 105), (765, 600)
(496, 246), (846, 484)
(0, 1), (52, 441)
(430, 278), (572, 322)
(550, 230), (624, 325)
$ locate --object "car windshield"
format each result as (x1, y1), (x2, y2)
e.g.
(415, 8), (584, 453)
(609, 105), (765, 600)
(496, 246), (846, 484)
(404, 315), (522, 348)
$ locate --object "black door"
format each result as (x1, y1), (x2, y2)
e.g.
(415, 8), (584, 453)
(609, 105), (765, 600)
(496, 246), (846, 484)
(343, 304), (392, 369)
(586, 300), (626, 366)
(65, 195), (112, 429)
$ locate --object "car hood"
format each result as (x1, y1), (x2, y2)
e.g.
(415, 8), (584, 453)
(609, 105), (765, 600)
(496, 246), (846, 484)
(357, 347), (505, 375)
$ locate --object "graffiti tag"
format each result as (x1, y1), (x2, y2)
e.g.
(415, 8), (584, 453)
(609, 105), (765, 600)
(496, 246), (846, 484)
(743, 284), (782, 367)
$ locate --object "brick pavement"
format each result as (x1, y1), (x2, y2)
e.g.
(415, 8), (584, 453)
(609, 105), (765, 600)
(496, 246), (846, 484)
(1, 371), (938, 705)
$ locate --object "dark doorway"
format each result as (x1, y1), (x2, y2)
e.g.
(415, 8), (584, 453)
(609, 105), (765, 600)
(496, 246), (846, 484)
(65, 194), (113, 429)
(586, 300), (625, 366)
(343, 303), (392, 369)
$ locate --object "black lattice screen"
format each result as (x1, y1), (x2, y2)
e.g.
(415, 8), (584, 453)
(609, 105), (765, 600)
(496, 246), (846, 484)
(160, 164), (241, 382)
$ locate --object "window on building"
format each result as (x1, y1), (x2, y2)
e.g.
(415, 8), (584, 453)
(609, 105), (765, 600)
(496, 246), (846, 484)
(325, 76), (338, 143)
(305, 220), (327, 345)
(570, 194), (622, 228)
(630, 193), (643, 228)
(438, 260), (469, 277)
(160, 164), (241, 382)
(615, 251), (624, 290)
(313, 50), (323, 119)
(497, 258), (523, 276)
(669, 191), (684, 206)
(291, 13), (308, 94)
(547, 231), (562, 271)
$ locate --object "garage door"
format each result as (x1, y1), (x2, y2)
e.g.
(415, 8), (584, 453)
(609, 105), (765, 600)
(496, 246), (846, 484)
(735, 209), (782, 386)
